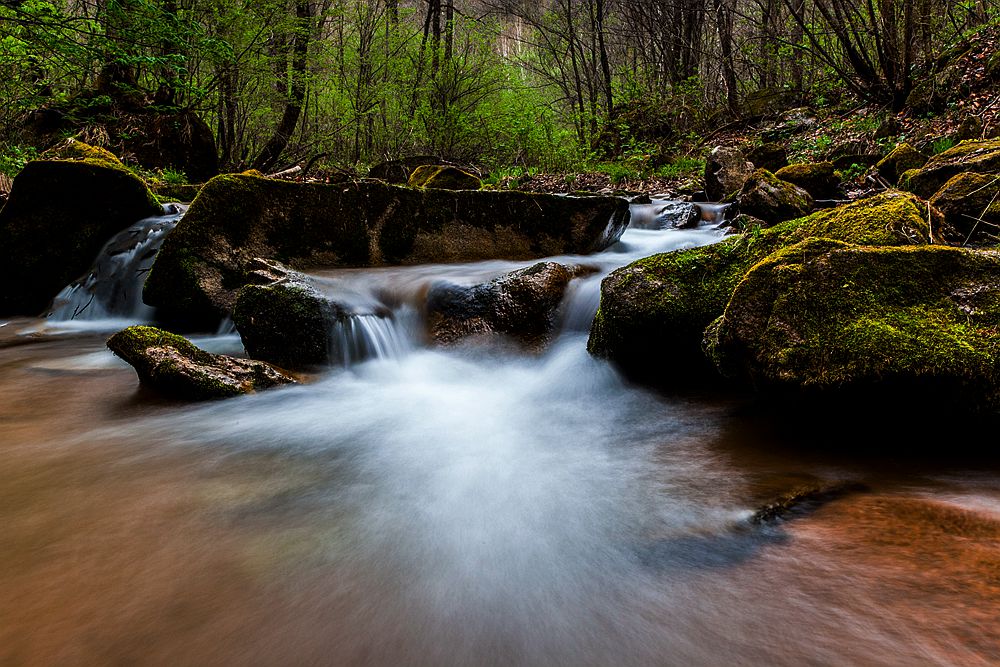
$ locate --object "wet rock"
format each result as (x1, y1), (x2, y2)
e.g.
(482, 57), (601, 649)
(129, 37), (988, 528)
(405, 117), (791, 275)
(408, 165), (482, 190)
(0, 144), (162, 316)
(901, 139), (1000, 198)
(704, 239), (1000, 413)
(750, 482), (870, 524)
(876, 143), (928, 184)
(588, 192), (943, 384)
(774, 162), (841, 199)
(427, 262), (589, 349)
(736, 169), (814, 224)
(631, 201), (700, 230)
(928, 172), (1000, 246)
(233, 260), (346, 369)
(704, 146), (754, 202)
(107, 325), (296, 400)
(144, 172), (629, 329)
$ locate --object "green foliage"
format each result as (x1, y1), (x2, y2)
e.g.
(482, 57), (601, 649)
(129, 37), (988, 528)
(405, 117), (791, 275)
(0, 144), (39, 177)
(931, 137), (958, 155)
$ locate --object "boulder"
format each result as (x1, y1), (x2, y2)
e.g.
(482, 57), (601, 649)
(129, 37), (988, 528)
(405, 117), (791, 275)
(876, 143), (928, 184)
(588, 191), (944, 383)
(704, 146), (754, 202)
(746, 142), (789, 173)
(704, 238), (1000, 414)
(735, 169), (814, 224)
(630, 201), (700, 230)
(232, 260), (345, 369)
(774, 162), (841, 199)
(427, 261), (588, 349)
(901, 139), (1000, 198)
(107, 325), (296, 400)
(928, 172), (1000, 246)
(0, 145), (163, 316)
(368, 156), (451, 184)
(144, 172), (630, 329)
(408, 165), (482, 190)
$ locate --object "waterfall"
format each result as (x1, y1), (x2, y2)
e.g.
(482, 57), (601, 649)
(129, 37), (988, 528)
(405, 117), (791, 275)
(329, 307), (419, 366)
(47, 204), (186, 324)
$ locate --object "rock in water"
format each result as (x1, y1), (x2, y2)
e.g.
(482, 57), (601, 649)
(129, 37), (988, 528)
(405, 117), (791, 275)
(107, 325), (296, 400)
(427, 262), (590, 349)
(0, 145), (162, 317)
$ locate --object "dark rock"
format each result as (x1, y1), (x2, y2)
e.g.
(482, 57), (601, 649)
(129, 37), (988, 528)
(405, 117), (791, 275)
(957, 116), (984, 141)
(874, 117), (902, 140)
(750, 482), (870, 524)
(124, 110), (219, 183)
(704, 146), (754, 202)
(233, 261), (345, 369)
(928, 172), (1000, 246)
(144, 173), (630, 329)
(427, 262), (589, 349)
(746, 142), (789, 173)
(736, 169), (814, 224)
(876, 143), (928, 184)
(774, 162), (841, 199)
(107, 325), (296, 400)
(408, 165), (482, 190)
(704, 238), (1000, 413)
(0, 146), (162, 317)
(368, 156), (452, 184)
(631, 201), (700, 230)
(831, 154), (881, 171)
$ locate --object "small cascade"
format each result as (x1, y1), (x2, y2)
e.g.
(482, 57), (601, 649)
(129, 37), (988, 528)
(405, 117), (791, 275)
(330, 307), (418, 366)
(47, 204), (186, 323)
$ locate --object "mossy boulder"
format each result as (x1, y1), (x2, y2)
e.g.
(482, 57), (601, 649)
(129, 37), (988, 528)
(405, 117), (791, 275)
(704, 146), (754, 202)
(144, 172), (629, 329)
(774, 162), (840, 199)
(704, 239), (1000, 414)
(232, 259), (345, 369)
(588, 191), (944, 383)
(427, 261), (589, 350)
(408, 165), (482, 190)
(928, 172), (1000, 246)
(107, 325), (296, 400)
(736, 169), (814, 224)
(746, 142), (789, 173)
(876, 143), (928, 184)
(368, 156), (447, 184)
(901, 139), (1000, 198)
(0, 147), (163, 316)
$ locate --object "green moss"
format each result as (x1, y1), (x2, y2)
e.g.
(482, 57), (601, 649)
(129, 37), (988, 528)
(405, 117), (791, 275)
(876, 143), (928, 184)
(774, 162), (839, 198)
(737, 168), (813, 223)
(107, 325), (213, 368)
(777, 190), (940, 245)
(706, 239), (1000, 410)
(928, 172), (1000, 244)
(408, 165), (482, 190)
(903, 139), (1000, 197)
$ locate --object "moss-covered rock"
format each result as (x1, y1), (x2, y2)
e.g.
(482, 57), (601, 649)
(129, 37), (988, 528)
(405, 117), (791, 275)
(773, 162), (840, 199)
(704, 239), (1000, 413)
(408, 164), (482, 190)
(368, 156), (445, 184)
(746, 142), (789, 173)
(876, 143), (928, 184)
(107, 325), (296, 400)
(233, 260), (345, 369)
(0, 147), (163, 316)
(144, 172), (629, 329)
(901, 139), (1000, 198)
(736, 169), (814, 224)
(588, 191), (944, 383)
(927, 172), (1000, 246)
(704, 145), (754, 202)
(427, 261), (589, 349)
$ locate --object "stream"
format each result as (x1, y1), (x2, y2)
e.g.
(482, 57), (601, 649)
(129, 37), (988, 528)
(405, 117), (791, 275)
(1, 201), (999, 666)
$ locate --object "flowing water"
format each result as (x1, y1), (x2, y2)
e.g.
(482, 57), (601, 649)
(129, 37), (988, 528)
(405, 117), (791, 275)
(1, 201), (1000, 666)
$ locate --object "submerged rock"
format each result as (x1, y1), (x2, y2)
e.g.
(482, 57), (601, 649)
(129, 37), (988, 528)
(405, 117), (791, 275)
(750, 482), (869, 525)
(704, 239), (1000, 413)
(0, 144), (162, 317)
(736, 169), (814, 224)
(144, 172), (629, 329)
(427, 261), (590, 349)
(704, 146), (754, 202)
(233, 260), (345, 369)
(107, 325), (296, 400)
(588, 191), (944, 383)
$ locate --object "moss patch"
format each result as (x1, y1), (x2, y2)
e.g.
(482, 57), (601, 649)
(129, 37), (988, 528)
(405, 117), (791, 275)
(408, 165), (482, 190)
(736, 168), (813, 223)
(876, 143), (928, 184)
(902, 139), (1000, 198)
(928, 172), (1000, 245)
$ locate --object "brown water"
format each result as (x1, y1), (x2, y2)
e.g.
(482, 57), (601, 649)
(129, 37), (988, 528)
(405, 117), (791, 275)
(2, 323), (1000, 666)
